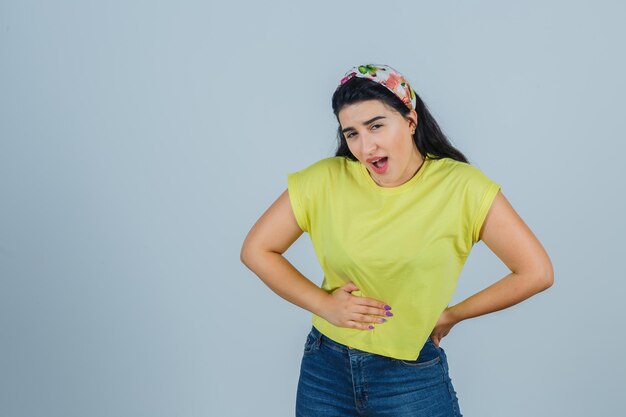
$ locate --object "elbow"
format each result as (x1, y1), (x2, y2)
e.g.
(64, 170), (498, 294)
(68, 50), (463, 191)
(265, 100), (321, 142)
(543, 266), (554, 289)
(240, 243), (255, 268)
(240, 238), (254, 267)
(527, 250), (554, 291)
(240, 229), (260, 267)
(536, 261), (554, 291)
(517, 261), (554, 292)
(240, 241), (269, 269)
(239, 245), (247, 266)
(543, 253), (555, 289)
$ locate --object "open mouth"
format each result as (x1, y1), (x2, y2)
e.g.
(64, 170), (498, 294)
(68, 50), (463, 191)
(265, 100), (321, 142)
(370, 157), (388, 173)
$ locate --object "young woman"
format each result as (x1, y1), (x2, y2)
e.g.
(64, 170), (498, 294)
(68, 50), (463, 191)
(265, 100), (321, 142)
(240, 64), (554, 416)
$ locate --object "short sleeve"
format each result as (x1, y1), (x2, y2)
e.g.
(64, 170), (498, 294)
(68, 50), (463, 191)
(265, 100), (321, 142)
(464, 165), (501, 245)
(287, 171), (309, 233)
(286, 157), (343, 234)
(471, 181), (501, 244)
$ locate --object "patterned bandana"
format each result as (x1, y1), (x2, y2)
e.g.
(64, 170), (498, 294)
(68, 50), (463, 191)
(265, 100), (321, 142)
(339, 64), (417, 111)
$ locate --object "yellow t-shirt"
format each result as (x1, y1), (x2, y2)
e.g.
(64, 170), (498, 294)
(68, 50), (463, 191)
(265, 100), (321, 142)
(287, 153), (501, 360)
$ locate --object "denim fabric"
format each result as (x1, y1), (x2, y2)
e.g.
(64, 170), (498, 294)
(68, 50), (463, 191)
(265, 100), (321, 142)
(296, 325), (462, 417)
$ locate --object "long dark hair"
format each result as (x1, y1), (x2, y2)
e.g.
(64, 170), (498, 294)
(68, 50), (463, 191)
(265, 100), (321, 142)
(331, 77), (469, 163)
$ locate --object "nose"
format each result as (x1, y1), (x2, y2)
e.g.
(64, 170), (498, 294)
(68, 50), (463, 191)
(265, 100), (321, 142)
(360, 132), (379, 155)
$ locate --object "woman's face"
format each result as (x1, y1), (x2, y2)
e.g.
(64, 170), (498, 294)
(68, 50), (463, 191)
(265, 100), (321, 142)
(338, 100), (423, 188)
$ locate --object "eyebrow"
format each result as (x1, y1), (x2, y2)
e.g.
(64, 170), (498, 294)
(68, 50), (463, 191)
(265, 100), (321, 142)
(341, 116), (387, 134)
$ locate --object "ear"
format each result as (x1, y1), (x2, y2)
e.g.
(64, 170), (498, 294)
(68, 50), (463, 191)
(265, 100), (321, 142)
(408, 109), (418, 129)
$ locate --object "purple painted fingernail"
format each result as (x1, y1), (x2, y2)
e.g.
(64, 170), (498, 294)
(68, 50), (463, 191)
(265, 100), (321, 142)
(384, 305), (392, 310)
(385, 311), (393, 317)
(368, 325), (374, 329)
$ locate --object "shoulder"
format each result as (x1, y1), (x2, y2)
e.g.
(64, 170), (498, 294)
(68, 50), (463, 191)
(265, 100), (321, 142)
(290, 156), (351, 178)
(301, 156), (349, 171)
(286, 157), (351, 232)
(427, 156), (493, 185)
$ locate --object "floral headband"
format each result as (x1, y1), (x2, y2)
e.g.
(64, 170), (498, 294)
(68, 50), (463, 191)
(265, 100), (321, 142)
(339, 64), (417, 111)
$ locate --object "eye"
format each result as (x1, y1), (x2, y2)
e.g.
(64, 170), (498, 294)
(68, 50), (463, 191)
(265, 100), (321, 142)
(345, 132), (356, 140)
(371, 123), (383, 130)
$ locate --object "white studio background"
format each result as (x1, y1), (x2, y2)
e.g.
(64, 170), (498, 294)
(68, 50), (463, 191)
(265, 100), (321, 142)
(1, 1), (624, 416)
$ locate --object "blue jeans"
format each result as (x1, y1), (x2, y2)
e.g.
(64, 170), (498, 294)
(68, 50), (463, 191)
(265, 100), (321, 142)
(296, 325), (462, 417)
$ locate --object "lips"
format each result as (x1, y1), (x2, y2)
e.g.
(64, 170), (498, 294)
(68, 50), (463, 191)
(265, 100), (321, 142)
(368, 156), (388, 174)
(366, 155), (387, 163)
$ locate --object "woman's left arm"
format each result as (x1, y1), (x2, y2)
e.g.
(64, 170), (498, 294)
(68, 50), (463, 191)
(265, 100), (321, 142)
(430, 191), (554, 346)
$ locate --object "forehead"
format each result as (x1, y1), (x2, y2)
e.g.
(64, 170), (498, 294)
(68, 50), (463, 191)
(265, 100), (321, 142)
(338, 100), (395, 125)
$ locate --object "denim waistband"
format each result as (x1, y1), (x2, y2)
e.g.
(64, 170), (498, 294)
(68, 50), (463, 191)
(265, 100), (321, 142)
(309, 325), (379, 356)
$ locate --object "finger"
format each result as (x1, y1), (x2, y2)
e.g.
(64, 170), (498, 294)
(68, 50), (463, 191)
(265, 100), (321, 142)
(347, 320), (376, 330)
(355, 298), (392, 315)
(353, 313), (386, 324)
(354, 305), (394, 318)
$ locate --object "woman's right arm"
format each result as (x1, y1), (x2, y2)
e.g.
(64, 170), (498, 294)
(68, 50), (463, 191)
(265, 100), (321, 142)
(240, 189), (391, 330)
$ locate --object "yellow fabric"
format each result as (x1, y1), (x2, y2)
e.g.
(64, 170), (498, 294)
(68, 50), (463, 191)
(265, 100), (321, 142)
(287, 154), (501, 360)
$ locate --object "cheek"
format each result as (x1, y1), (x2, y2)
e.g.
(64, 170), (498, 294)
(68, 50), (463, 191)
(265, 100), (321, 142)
(400, 135), (415, 152)
(347, 142), (360, 157)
